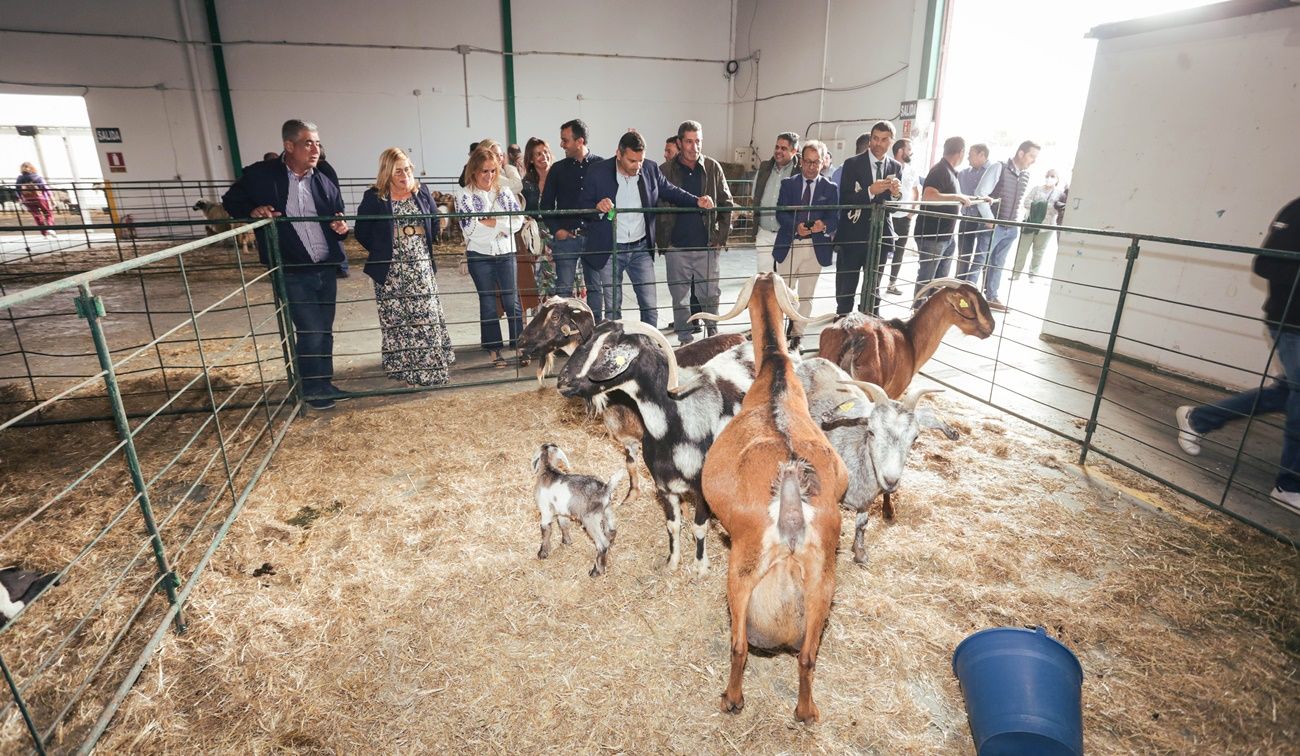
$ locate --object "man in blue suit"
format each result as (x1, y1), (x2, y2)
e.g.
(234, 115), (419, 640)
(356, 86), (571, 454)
(775, 140), (839, 351)
(580, 131), (714, 325)
(223, 119), (350, 409)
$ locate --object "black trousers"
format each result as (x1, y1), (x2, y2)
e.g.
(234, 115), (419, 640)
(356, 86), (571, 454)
(834, 215), (897, 314)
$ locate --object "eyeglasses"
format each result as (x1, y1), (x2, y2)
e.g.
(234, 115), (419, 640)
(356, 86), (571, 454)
(800, 157), (822, 166)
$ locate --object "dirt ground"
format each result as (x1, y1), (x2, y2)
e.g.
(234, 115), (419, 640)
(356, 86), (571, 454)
(81, 383), (1300, 754)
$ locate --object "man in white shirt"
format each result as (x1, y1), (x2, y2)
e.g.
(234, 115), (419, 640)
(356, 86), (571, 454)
(884, 138), (920, 296)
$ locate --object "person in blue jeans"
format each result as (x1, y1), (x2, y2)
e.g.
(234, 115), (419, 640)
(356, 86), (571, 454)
(539, 119), (609, 318)
(456, 147), (525, 368)
(580, 131), (713, 326)
(1176, 196), (1300, 514)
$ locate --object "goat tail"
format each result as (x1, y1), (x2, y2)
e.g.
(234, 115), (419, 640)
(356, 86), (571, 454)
(774, 459), (820, 552)
(605, 468), (628, 508)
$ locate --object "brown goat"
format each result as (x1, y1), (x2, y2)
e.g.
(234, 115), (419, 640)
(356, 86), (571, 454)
(817, 278), (996, 398)
(694, 273), (847, 724)
(192, 199), (255, 257)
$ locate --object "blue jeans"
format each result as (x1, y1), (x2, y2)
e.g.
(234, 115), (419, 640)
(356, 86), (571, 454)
(956, 219), (992, 283)
(466, 250), (523, 351)
(282, 267), (337, 398)
(607, 238), (658, 326)
(983, 224), (1020, 301)
(913, 235), (954, 307)
(1188, 326), (1300, 492)
(551, 235), (583, 298)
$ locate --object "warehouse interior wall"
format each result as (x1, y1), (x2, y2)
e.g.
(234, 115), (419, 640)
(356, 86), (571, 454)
(0, 0), (734, 182)
(1041, 3), (1300, 388)
(725, 0), (930, 168)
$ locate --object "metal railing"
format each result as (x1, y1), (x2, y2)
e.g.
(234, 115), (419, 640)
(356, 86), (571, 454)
(859, 200), (1300, 545)
(0, 218), (298, 753)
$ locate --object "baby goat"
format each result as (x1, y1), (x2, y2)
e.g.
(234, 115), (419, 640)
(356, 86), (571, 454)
(532, 443), (626, 577)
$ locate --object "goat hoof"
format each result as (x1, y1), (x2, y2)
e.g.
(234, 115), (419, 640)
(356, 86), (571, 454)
(794, 702), (820, 724)
(588, 565), (605, 578)
(720, 693), (744, 714)
(852, 552), (869, 566)
(537, 548), (550, 559)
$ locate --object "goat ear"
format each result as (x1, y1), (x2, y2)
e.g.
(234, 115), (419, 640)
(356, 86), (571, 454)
(916, 407), (960, 440)
(553, 448), (573, 472)
(819, 397), (870, 430)
(585, 343), (639, 382)
(531, 448), (544, 475)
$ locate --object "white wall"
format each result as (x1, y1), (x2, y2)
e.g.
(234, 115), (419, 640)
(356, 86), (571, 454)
(728, 0), (928, 167)
(1042, 5), (1300, 387)
(0, 0), (733, 185)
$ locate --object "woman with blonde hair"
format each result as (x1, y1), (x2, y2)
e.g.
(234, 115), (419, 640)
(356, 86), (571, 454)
(15, 162), (56, 237)
(457, 138), (523, 198)
(455, 147), (525, 368)
(353, 148), (455, 386)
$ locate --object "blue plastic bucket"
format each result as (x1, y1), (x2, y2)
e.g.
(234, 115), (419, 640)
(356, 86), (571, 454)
(952, 626), (1084, 756)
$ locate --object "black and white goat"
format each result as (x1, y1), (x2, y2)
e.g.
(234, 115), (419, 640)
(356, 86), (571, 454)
(522, 299), (745, 508)
(556, 315), (758, 574)
(797, 358), (955, 563)
(518, 297), (597, 387)
(532, 443), (626, 577)
(1, 567), (59, 628)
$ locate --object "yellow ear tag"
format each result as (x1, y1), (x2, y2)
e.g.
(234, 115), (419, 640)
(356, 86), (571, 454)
(837, 400), (855, 413)
(614, 355), (627, 366)
(959, 297), (970, 308)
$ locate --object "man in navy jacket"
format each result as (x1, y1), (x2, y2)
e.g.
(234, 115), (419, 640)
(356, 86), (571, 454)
(580, 131), (714, 325)
(223, 119), (350, 409)
(775, 140), (839, 350)
(835, 120), (903, 314)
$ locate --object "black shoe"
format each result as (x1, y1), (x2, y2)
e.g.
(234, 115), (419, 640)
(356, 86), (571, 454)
(306, 397), (336, 410)
(336, 268), (350, 279)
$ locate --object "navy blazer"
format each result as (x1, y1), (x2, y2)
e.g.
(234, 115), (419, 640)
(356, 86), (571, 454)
(579, 157), (697, 269)
(836, 152), (902, 246)
(222, 158), (348, 269)
(775, 174), (840, 266)
(354, 185), (440, 286)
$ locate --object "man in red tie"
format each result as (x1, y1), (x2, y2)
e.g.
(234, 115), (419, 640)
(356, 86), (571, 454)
(772, 140), (839, 350)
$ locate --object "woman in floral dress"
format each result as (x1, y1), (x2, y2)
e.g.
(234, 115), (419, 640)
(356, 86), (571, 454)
(355, 148), (455, 386)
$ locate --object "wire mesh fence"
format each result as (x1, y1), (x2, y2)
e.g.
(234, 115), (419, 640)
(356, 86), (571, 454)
(0, 219), (298, 753)
(0, 188), (1296, 751)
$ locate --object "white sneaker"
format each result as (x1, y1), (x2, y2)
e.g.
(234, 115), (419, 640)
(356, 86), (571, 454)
(1271, 488), (1300, 516)
(1175, 405), (1202, 455)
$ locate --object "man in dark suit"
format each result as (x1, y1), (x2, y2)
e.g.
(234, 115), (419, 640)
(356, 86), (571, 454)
(581, 131), (714, 326)
(835, 120), (903, 314)
(223, 119), (350, 409)
(774, 140), (839, 351)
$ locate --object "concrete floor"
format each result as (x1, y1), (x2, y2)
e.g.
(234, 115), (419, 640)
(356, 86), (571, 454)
(3, 235), (1296, 543)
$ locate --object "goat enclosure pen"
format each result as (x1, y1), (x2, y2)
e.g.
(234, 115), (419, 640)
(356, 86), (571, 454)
(1, 211), (1297, 753)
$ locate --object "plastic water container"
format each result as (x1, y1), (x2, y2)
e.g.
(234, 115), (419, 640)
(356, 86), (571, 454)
(951, 626), (1084, 756)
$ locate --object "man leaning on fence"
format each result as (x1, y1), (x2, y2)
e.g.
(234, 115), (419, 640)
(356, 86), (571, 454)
(223, 119), (350, 410)
(658, 120), (734, 344)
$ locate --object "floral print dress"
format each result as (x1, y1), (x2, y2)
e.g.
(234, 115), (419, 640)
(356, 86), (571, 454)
(374, 196), (455, 385)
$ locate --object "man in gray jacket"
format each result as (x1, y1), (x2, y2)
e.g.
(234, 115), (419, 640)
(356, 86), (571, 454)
(751, 132), (800, 273)
(657, 120), (735, 344)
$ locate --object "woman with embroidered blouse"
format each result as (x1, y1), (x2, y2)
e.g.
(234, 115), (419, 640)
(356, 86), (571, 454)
(455, 147), (525, 369)
(354, 148), (455, 386)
